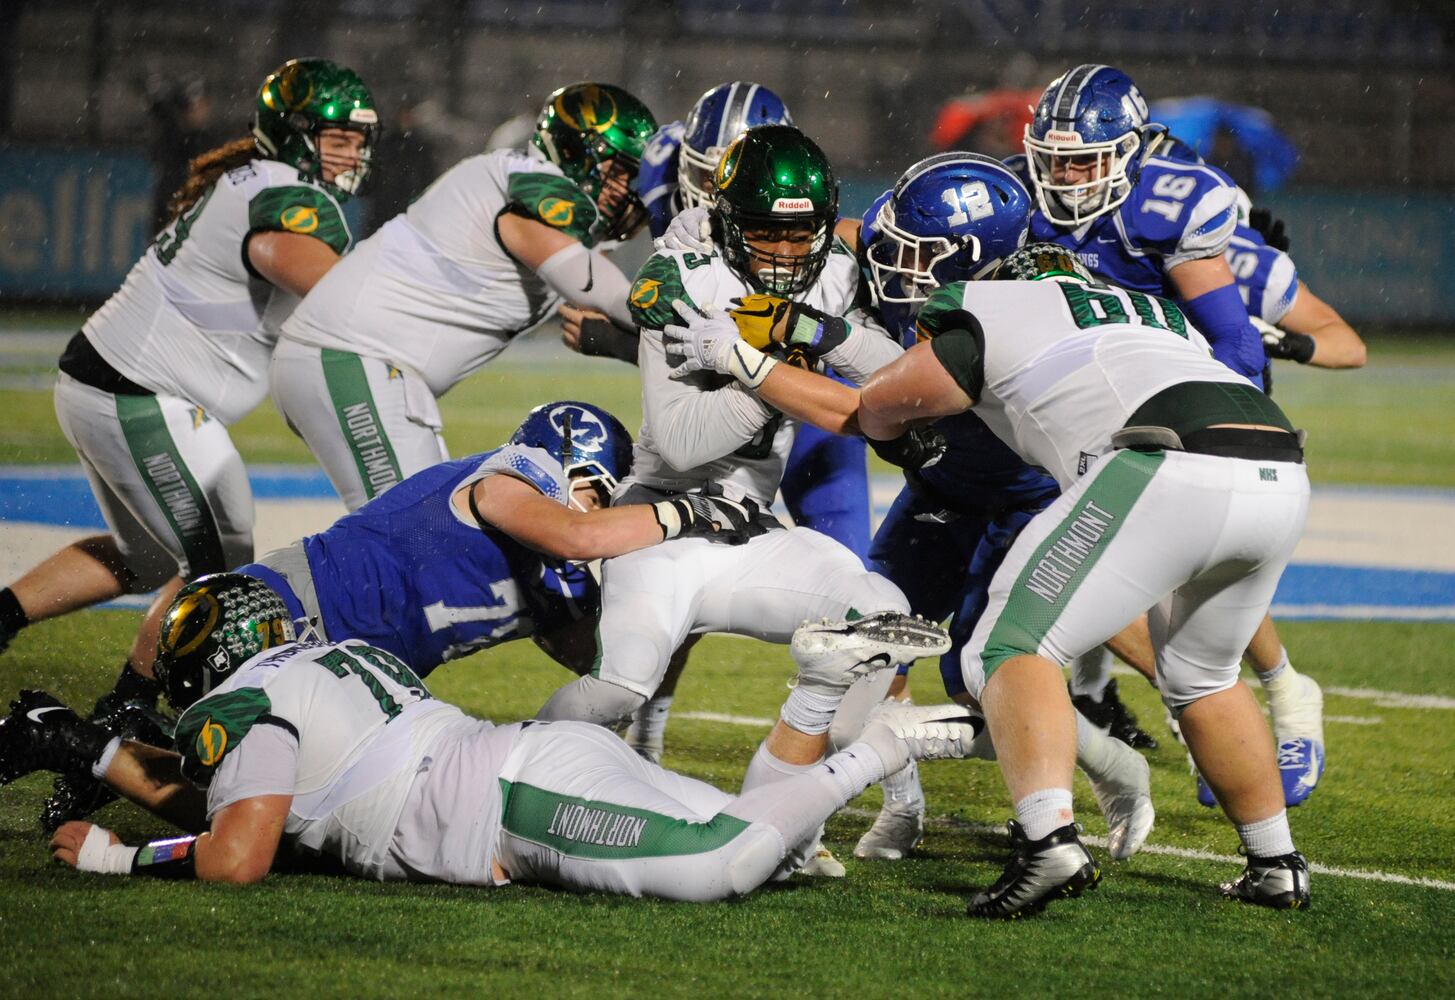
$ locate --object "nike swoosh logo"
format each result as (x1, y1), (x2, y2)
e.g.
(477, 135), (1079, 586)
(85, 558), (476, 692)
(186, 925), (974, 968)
(581, 254), (594, 294)
(25, 705), (65, 724)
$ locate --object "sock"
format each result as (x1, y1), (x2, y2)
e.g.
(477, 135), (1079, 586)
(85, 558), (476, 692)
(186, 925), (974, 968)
(0, 588), (29, 635)
(813, 743), (887, 805)
(1074, 711), (1118, 779)
(625, 695), (673, 749)
(740, 740), (818, 794)
(1257, 649), (1291, 689)
(879, 759), (925, 813)
(1015, 788), (1075, 841)
(1067, 648), (1113, 700)
(1236, 810), (1295, 858)
(779, 685), (842, 736)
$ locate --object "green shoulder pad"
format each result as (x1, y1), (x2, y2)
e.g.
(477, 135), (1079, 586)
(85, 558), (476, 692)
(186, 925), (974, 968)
(914, 282), (971, 341)
(174, 686), (274, 786)
(247, 185), (350, 255)
(506, 172), (598, 247)
(628, 252), (698, 332)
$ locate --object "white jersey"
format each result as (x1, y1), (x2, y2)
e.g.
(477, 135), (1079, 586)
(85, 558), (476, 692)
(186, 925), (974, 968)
(917, 278), (1269, 488)
(281, 149), (601, 397)
(624, 241), (878, 505)
(176, 639), (518, 884)
(83, 159), (350, 425)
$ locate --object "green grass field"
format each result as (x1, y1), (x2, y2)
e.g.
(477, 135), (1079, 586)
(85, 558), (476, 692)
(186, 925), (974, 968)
(1, 325), (1453, 996)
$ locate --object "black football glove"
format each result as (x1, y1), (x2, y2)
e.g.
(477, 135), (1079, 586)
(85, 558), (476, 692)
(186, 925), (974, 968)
(1259, 321), (1316, 364)
(1248, 207), (1291, 253)
(867, 425), (948, 471)
(653, 494), (769, 545)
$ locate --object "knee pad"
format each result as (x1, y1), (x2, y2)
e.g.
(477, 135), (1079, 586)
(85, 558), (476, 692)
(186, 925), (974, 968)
(536, 675), (646, 727)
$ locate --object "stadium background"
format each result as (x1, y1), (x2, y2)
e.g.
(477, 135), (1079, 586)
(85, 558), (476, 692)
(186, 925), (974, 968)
(0, 2), (1453, 995)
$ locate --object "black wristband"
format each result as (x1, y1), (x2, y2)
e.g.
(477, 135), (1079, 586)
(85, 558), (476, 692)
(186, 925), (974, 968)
(579, 318), (640, 365)
(1285, 332), (1316, 364)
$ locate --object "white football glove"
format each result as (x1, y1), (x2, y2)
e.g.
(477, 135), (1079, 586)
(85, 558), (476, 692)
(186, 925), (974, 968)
(653, 206), (713, 254)
(661, 300), (779, 388)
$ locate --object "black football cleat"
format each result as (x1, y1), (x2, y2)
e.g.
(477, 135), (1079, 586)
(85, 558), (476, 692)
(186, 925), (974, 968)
(967, 821), (1101, 920)
(1220, 851), (1311, 910)
(1071, 678), (1158, 750)
(39, 699), (174, 833)
(0, 691), (110, 785)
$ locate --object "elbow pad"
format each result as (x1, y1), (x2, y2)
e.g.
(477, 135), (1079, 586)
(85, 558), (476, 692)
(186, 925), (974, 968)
(1182, 284), (1267, 386)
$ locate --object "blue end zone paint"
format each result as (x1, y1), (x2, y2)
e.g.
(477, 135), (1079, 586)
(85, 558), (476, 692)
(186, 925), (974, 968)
(3, 467), (1453, 621)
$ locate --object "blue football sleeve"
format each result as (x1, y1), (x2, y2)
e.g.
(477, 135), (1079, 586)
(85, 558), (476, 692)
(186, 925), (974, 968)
(1183, 282), (1268, 385)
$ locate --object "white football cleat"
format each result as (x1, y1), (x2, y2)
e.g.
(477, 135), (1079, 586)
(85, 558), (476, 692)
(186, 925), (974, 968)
(1087, 737), (1155, 860)
(862, 701), (984, 763)
(800, 843), (847, 878)
(790, 613), (950, 695)
(854, 804), (925, 860)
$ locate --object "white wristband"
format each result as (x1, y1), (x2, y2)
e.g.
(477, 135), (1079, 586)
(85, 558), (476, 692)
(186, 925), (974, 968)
(91, 735), (123, 780)
(75, 824), (138, 875)
(724, 341), (779, 390)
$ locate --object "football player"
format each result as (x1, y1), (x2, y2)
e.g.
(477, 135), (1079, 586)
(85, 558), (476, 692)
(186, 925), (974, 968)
(272, 82), (657, 511)
(36, 401), (763, 831)
(666, 238), (1316, 916)
(0, 59), (375, 720)
(3, 574), (984, 898)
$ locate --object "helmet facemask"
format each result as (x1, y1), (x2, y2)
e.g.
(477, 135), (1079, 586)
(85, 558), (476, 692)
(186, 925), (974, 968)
(867, 198), (985, 306)
(717, 210), (833, 298)
(677, 141), (723, 210)
(1024, 126), (1141, 226)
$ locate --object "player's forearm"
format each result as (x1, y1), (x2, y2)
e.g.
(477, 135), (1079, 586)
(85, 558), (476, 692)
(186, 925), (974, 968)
(532, 505), (672, 561)
(537, 242), (635, 330)
(1284, 285), (1366, 369)
(643, 335), (776, 470)
(103, 740), (209, 833)
(756, 364), (861, 436)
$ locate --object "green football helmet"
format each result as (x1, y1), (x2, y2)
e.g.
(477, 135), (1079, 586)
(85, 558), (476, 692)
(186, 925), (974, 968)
(711, 124), (839, 297)
(154, 574), (295, 711)
(532, 83), (657, 240)
(994, 242), (1093, 283)
(252, 58), (379, 197)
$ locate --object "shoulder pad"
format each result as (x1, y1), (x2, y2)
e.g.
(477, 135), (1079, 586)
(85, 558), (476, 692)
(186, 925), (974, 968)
(628, 251), (705, 331)
(247, 185), (351, 254)
(1123, 160), (1237, 259)
(505, 172), (599, 247)
(477, 444), (571, 505)
(914, 282), (970, 341)
(174, 685), (276, 787)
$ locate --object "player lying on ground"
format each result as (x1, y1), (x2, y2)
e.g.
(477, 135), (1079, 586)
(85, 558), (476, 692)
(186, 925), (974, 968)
(663, 240), (1314, 916)
(34, 401), (762, 832)
(0, 57), (375, 712)
(1, 574), (978, 899)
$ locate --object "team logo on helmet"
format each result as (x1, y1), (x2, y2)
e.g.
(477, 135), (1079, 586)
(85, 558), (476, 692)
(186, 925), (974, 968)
(538, 197), (575, 228)
(556, 85), (618, 133)
(629, 277), (661, 309)
(280, 205), (319, 234)
(264, 61), (314, 112)
(715, 139), (743, 191)
(548, 404), (608, 453)
(196, 718), (228, 767)
(162, 590), (221, 658)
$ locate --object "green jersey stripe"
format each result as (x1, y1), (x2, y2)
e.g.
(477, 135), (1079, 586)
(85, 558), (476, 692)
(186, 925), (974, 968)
(319, 349), (403, 501)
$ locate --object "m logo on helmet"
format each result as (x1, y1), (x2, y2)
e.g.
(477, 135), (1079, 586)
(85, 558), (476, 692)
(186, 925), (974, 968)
(538, 198), (575, 228)
(196, 718), (228, 766)
(629, 278), (661, 309)
(557, 86), (618, 133)
(280, 205), (320, 234)
(548, 405), (607, 454)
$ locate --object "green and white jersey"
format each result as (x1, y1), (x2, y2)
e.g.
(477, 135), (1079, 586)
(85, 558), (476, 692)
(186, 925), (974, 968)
(918, 278), (1279, 488)
(625, 240), (862, 505)
(281, 149), (599, 397)
(174, 639), (513, 883)
(83, 159), (349, 425)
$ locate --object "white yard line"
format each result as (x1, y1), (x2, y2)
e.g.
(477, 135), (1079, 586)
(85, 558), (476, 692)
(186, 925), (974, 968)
(1323, 686), (1455, 710)
(1272, 603), (1455, 621)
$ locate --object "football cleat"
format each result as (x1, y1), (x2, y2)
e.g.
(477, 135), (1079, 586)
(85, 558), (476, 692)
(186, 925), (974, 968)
(790, 613), (950, 695)
(1086, 737), (1155, 860)
(0, 691), (110, 785)
(1277, 739), (1324, 807)
(1220, 851), (1311, 910)
(38, 699), (175, 833)
(1267, 674), (1325, 807)
(1070, 679), (1158, 750)
(861, 701), (985, 764)
(1195, 768), (1218, 808)
(800, 843), (847, 878)
(967, 821), (1100, 919)
(854, 803), (925, 861)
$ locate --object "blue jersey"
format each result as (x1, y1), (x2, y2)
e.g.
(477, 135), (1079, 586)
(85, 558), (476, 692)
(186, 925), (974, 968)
(300, 445), (596, 676)
(640, 121), (686, 239)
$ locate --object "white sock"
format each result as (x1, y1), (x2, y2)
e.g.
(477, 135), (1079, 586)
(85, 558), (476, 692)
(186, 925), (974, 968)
(1236, 811), (1296, 858)
(1015, 788), (1075, 841)
(1074, 711), (1119, 780)
(625, 694), (673, 746)
(814, 743), (887, 805)
(879, 759), (924, 813)
(740, 740), (819, 794)
(1257, 650), (1292, 690)
(1068, 648), (1113, 700)
(780, 685), (842, 736)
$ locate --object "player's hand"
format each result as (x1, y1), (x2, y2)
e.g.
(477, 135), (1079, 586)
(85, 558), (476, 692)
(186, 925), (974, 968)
(867, 425), (947, 471)
(1248, 207), (1291, 253)
(653, 494), (768, 545)
(557, 304), (601, 353)
(1254, 316), (1315, 364)
(727, 294), (793, 349)
(653, 206), (713, 254)
(662, 300), (738, 378)
(50, 820), (118, 868)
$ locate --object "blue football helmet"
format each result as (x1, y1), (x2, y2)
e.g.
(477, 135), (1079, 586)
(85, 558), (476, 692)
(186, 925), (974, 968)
(867, 152), (1031, 306)
(510, 401), (633, 508)
(678, 81), (793, 210)
(1024, 64), (1151, 226)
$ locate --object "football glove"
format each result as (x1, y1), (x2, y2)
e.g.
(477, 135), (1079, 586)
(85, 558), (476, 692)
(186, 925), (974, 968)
(727, 294), (793, 350)
(1248, 207), (1291, 253)
(653, 205), (713, 254)
(662, 300), (779, 388)
(652, 494), (768, 545)
(866, 425), (947, 471)
(1254, 317), (1315, 364)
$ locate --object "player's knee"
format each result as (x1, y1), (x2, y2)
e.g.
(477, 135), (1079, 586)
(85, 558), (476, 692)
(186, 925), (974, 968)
(536, 675), (645, 726)
(723, 826), (788, 898)
(1158, 654), (1240, 716)
(849, 570), (910, 616)
(119, 546), (177, 594)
